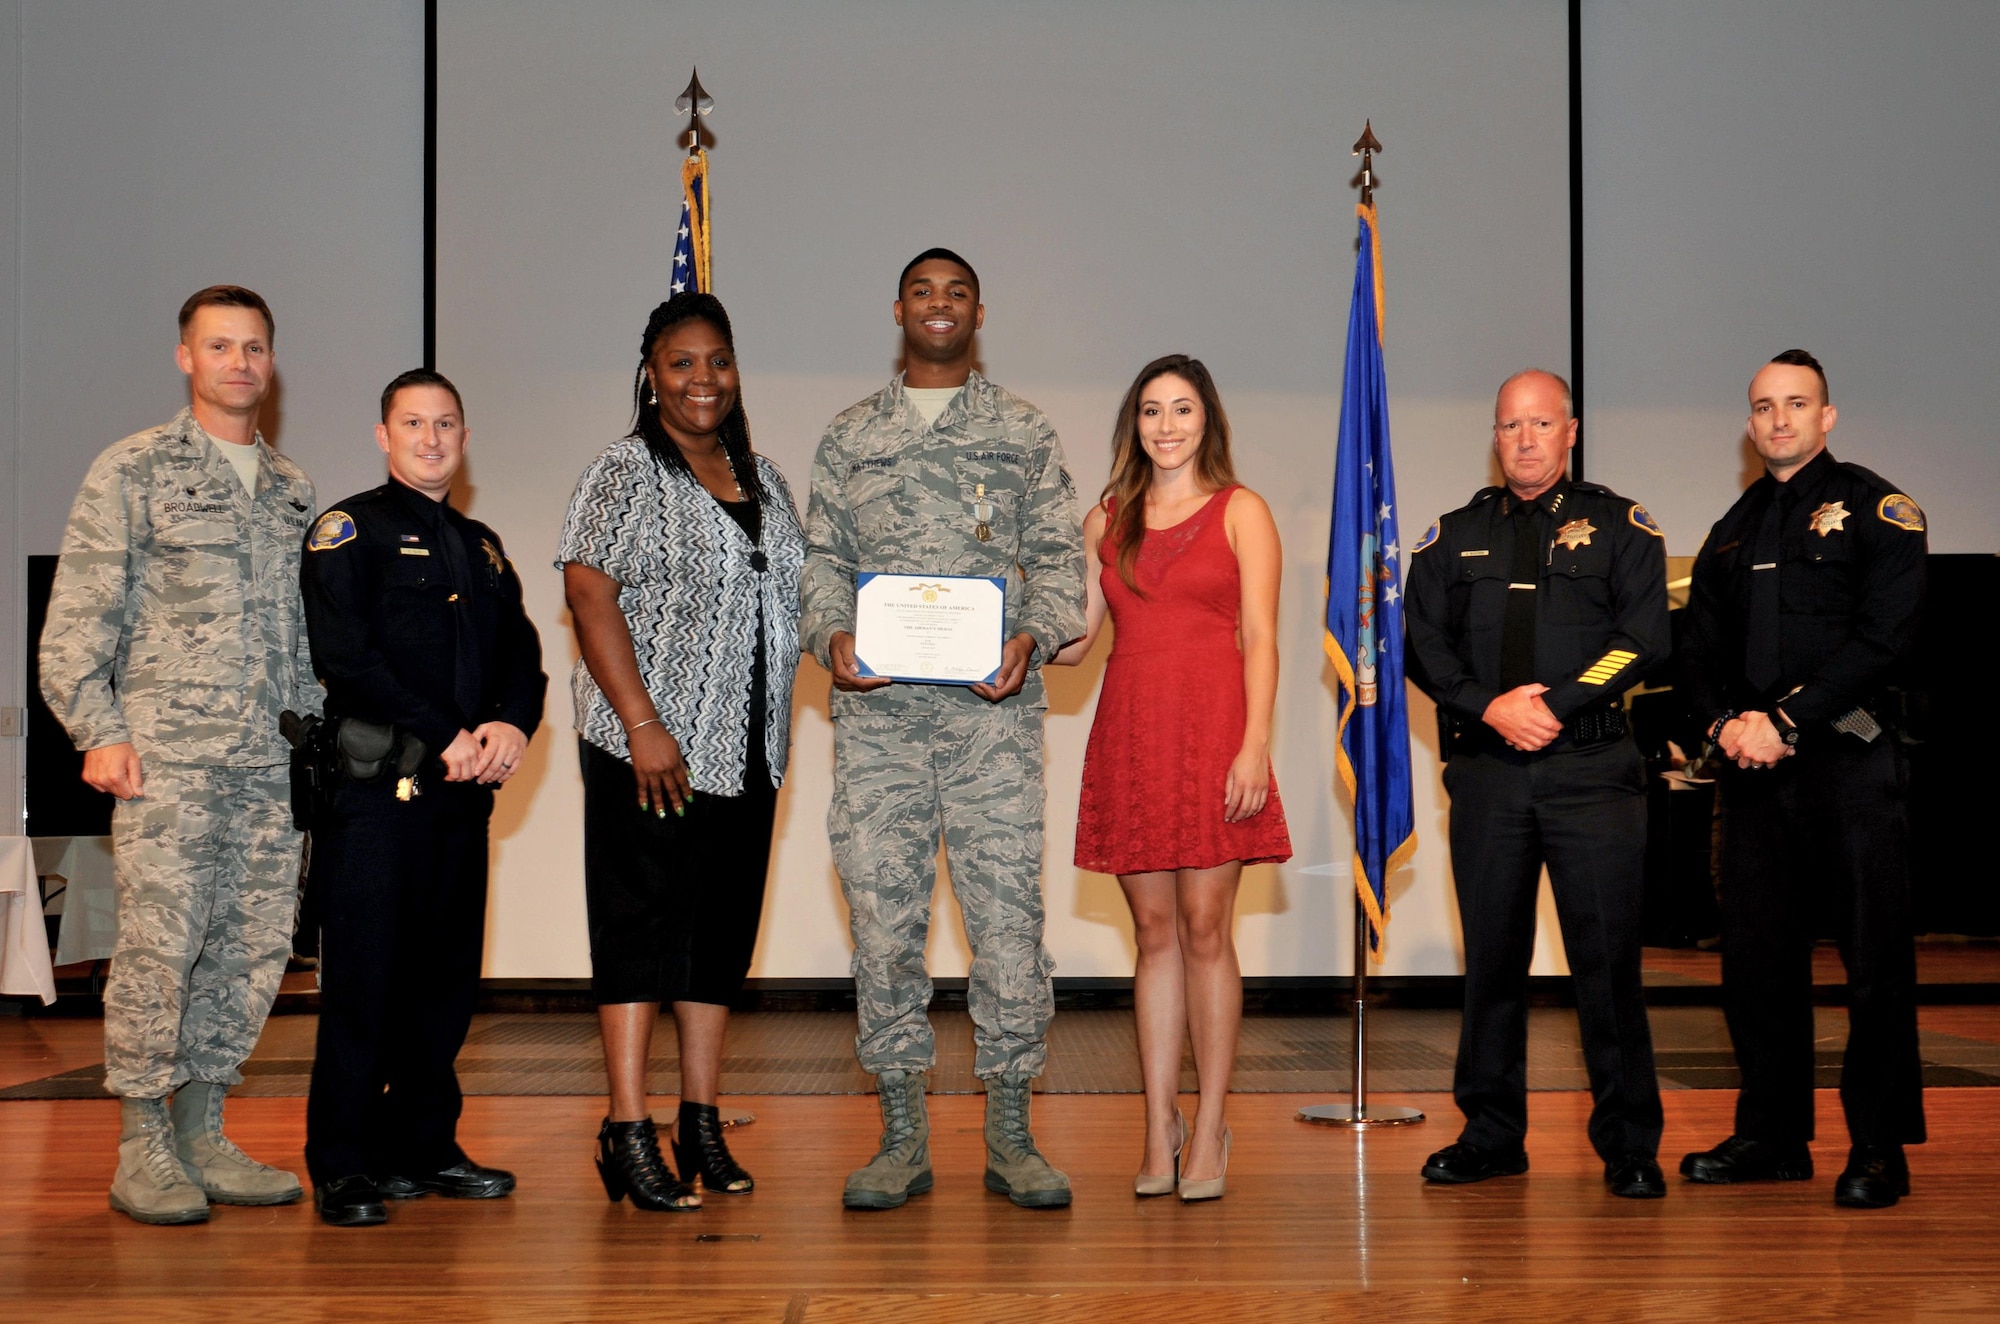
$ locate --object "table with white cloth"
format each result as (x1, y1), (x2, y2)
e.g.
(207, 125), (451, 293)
(0, 837), (58, 1004)
(32, 835), (119, 966)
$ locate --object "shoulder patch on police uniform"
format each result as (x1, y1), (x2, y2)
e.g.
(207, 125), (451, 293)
(308, 510), (357, 551)
(1412, 520), (1441, 554)
(1877, 493), (1925, 532)
(1628, 503), (1664, 537)
(481, 538), (506, 573)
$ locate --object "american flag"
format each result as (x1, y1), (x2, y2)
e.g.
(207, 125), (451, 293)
(671, 173), (703, 295)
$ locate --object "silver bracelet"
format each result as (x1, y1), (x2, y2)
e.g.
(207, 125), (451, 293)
(627, 717), (663, 735)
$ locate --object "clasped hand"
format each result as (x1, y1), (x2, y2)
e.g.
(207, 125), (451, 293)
(1718, 711), (1793, 771)
(441, 722), (529, 784)
(1482, 684), (1562, 751)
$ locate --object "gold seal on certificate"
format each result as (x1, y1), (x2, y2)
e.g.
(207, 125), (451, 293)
(853, 573), (1007, 685)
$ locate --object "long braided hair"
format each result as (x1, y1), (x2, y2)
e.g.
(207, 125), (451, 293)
(629, 292), (766, 503)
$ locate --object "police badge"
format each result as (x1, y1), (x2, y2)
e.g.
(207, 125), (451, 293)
(1555, 518), (1596, 550)
(1808, 500), (1849, 536)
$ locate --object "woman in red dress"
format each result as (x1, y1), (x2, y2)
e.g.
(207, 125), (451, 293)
(1053, 354), (1290, 1202)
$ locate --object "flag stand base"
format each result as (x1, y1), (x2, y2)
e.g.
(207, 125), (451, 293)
(1295, 895), (1426, 1132)
(1295, 1103), (1424, 1128)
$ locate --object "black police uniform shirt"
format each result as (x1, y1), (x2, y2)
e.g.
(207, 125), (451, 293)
(1404, 479), (1669, 726)
(1680, 449), (1925, 731)
(301, 479), (547, 756)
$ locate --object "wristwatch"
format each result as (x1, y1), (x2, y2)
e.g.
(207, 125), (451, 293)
(1774, 706), (1801, 746)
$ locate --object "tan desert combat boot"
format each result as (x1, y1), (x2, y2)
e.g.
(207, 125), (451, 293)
(170, 1081), (304, 1205)
(982, 1075), (1071, 1208)
(842, 1069), (934, 1209)
(109, 1096), (209, 1225)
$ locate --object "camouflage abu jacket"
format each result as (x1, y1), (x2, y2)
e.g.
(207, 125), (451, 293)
(39, 408), (322, 766)
(800, 372), (1085, 718)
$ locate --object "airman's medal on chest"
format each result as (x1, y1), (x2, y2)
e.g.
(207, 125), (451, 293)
(1809, 500), (1849, 536)
(1555, 517), (1596, 551)
(973, 482), (994, 542)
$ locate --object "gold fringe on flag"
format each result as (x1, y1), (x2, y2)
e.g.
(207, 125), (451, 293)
(682, 149), (712, 292)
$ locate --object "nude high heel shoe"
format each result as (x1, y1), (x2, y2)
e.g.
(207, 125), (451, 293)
(1177, 1126), (1231, 1202)
(1134, 1108), (1186, 1197)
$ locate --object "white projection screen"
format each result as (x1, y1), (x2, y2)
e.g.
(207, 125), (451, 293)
(435, 0), (1572, 980)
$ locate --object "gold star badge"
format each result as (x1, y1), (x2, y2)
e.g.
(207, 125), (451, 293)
(1808, 501), (1849, 536)
(1555, 518), (1596, 550)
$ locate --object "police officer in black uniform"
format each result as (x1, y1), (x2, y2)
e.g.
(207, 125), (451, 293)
(1678, 350), (1927, 1209)
(300, 369), (547, 1226)
(1405, 369), (1669, 1198)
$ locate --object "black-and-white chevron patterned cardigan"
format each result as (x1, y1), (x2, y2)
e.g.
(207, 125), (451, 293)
(556, 440), (804, 793)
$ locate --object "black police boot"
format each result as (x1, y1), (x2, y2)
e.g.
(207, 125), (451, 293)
(1604, 1153), (1667, 1199)
(314, 1174), (387, 1227)
(1421, 1141), (1529, 1184)
(1834, 1144), (1910, 1209)
(1679, 1135), (1813, 1184)
(379, 1159), (516, 1199)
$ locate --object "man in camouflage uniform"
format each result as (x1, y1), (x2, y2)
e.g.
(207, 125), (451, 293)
(40, 286), (319, 1224)
(802, 249), (1085, 1210)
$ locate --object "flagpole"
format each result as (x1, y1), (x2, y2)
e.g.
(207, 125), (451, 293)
(671, 65), (749, 1131)
(1299, 124), (1423, 1131)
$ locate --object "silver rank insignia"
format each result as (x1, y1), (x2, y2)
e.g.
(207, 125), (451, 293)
(1809, 500), (1849, 536)
(973, 482), (993, 542)
(1555, 517), (1597, 550)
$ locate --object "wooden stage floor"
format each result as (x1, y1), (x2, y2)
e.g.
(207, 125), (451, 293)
(4, 1085), (1998, 1322)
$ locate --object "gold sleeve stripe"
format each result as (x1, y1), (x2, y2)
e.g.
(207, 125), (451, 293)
(1577, 649), (1639, 686)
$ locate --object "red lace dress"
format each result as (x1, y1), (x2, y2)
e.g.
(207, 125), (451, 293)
(1074, 487), (1292, 874)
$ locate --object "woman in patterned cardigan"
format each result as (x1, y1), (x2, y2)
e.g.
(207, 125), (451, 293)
(558, 293), (805, 1211)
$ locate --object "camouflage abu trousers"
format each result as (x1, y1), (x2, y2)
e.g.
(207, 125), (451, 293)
(830, 706), (1057, 1080)
(103, 762), (301, 1098)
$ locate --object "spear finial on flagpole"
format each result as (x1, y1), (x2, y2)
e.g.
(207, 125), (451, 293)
(676, 68), (714, 154)
(1353, 121), (1383, 207)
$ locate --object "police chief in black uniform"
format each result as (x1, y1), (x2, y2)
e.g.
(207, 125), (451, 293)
(1405, 369), (1668, 1198)
(1678, 350), (1927, 1209)
(301, 369), (547, 1226)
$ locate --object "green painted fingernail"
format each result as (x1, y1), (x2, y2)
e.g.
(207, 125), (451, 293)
(654, 805), (665, 818)
(674, 805), (685, 817)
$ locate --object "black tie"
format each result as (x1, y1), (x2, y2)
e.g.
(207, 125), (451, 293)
(436, 517), (485, 724)
(1744, 485), (1794, 696)
(1499, 500), (1542, 690)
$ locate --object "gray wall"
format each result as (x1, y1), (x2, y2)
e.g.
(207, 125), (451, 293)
(1, 0), (425, 825)
(1583, 0), (2000, 553)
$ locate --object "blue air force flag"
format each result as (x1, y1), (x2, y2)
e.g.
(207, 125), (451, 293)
(1322, 201), (1417, 950)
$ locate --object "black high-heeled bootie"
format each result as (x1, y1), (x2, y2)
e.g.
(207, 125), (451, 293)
(673, 1101), (754, 1194)
(596, 1116), (700, 1211)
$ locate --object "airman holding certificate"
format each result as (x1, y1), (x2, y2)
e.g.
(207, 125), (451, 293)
(799, 248), (1085, 1210)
